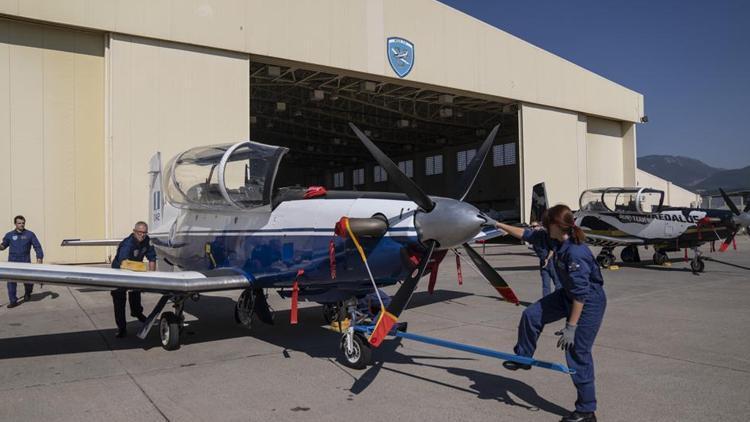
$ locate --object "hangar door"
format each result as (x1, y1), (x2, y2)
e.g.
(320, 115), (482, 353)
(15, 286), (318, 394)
(0, 18), (105, 263)
(586, 116), (624, 188)
(249, 61), (521, 222)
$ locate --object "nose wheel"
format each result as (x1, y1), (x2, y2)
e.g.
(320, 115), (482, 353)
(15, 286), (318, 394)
(596, 249), (616, 268)
(653, 251), (669, 266)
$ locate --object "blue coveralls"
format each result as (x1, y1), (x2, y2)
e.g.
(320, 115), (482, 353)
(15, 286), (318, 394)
(111, 234), (156, 331)
(2, 229), (44, 304)
(530, 229), (562, 297)
(517, 229), (607, 413)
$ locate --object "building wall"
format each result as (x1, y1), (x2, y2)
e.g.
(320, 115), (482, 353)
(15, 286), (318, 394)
(0, 0), (644, 123)
(107, 34), (250, 239)
(0, 18), (105, 263)
(520, 103), (583, 220)
(586, 116), (624, 189)
(637, 169), (701, 207)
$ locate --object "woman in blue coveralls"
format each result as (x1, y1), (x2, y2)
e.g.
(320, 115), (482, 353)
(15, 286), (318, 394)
(496, 204), (606, 422)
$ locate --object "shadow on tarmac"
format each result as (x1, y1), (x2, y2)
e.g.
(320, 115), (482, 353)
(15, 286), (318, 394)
(350, 338), (568, 416)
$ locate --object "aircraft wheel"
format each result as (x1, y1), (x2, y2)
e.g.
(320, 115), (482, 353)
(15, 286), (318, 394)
(159, 312), (182, 351)
(339, 332), (371, 370)
(691, 258), (705, 273)
(621, 246), (637, 263)
(234, 289), (254, 329)
(596, 254), (613, 268)
(653, 252), (668, 266)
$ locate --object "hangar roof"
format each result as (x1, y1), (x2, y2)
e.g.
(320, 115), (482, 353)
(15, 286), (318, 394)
(0, 0), (644, 122)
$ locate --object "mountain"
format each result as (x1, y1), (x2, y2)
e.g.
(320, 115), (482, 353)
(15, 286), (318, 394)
(637, 155), (750, 193)
(691, 165), (750, 192)
(637, 155), (724, 189)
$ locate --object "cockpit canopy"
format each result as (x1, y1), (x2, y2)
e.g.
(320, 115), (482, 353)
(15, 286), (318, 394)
(579, 187), (665, 214)
(164, 141), (288, 210)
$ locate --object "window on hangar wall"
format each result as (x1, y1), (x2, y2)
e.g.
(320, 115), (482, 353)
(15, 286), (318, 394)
(353, 168), (365, 185)
(374, 165), (388, 183)
(493, 143), (516, 167)
(457, 149), (477, 172)
(333, 171), (345, 188)
(425, 155), (443, 176)
(398, 160), (414, 178)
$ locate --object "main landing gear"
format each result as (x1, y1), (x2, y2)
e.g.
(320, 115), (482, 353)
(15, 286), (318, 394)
(596, 248), (616, 268)
(158, 294), (192, 351)
(620, 245), (641, 263)
(690, 248), (705, 274)
(234, 288), (275, 330)
(652, 250), (669, 266)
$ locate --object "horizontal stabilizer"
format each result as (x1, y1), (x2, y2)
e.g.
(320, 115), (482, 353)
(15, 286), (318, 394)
(61, 239), (122, 247)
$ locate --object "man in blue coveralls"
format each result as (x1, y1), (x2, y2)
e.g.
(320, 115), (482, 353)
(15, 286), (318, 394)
(1, 215), (43, 308)
(111, 221), (155, 338)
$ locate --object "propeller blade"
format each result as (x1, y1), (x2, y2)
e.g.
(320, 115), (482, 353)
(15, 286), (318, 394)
(455, 124), (500, 201)
(719, 188), (741, 216)
(368, 240), (437, 347)
(462, 243), (519, 305)
(744, 201), (750, 214)
(348, 123), (435, 211)
(720, 230), (737, 252)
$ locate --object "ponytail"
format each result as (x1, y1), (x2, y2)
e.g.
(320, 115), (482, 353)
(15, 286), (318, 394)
(545, 204), (586, 244)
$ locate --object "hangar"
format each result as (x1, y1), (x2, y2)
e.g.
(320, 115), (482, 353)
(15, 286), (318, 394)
(0, 1), (644, 263)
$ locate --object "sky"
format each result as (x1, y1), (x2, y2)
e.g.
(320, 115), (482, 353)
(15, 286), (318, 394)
(438, 0), (750, 169)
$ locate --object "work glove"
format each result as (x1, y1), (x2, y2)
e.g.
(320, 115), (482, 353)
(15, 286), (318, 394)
(555, 323), (577, 351)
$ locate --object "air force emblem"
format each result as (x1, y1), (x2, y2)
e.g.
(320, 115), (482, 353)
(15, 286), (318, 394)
(387, 37), (414, 78)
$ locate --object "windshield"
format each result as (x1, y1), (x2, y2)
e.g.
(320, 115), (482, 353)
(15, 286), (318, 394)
(165, 141), (288, 210)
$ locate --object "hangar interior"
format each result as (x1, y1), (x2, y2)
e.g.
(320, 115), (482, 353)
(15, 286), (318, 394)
(249, 60), (521, 220)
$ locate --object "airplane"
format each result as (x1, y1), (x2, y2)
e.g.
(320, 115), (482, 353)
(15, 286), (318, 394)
(531, 184), (750, 273)
(0, 123), (516, 369)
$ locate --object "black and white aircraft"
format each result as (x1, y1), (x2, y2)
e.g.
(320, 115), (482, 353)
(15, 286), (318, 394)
(557, 186), (750, 272)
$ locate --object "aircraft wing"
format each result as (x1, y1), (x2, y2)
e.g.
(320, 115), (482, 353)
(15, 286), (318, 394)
(61, 238), (122, 247)
(585, 233), (645, 247)
(0, 262), (251, 293)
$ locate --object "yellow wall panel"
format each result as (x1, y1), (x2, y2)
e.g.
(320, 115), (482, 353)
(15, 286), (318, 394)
(109, 34), (249, 238)
(586, 116), (624, 189)
(0, 18), (104, 263)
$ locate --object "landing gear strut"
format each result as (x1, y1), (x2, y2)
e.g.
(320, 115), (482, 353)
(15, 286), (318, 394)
(596, 248), (616, 268)
(322, 302), (342, 325)
(621, 245), (641, 263)
(339, 298), (372, 369)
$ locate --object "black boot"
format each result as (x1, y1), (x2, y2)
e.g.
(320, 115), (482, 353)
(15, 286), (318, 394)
(502, 360), (531, 371)
(115, 329), (127, 338)
(560, 411), (596, 422)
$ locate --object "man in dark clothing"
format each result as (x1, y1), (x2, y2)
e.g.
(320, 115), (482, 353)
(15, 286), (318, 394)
(1, 215), (43, 308)
(111, 221), (155, 338)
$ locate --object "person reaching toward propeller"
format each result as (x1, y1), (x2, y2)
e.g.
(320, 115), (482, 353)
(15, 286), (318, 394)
(496, 205), (606, 422)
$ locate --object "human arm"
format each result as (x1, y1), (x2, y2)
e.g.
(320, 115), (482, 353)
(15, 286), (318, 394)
(31, 233), (44, 263)
(146, 242), (157, 271)
(0, 233), (8, 251)
(495, 222), (526, 240)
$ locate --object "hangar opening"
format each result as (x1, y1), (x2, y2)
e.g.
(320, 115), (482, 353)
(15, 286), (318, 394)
(249, 60), (521, 221)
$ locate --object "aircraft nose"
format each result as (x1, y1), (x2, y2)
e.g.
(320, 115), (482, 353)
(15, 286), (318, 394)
(414, 199), (485, 249)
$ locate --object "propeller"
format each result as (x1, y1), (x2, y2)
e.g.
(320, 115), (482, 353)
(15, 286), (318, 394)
(455, 124), (500, 201)
(717, 188), (750, 251)
(347, 122), (519, 346)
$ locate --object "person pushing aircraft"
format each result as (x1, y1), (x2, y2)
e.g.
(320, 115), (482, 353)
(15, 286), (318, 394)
(496, 205), (606, 422)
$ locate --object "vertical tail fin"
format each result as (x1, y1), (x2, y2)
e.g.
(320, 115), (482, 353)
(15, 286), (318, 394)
(148, 152), (163, 228)
(529, 182), (548, 224)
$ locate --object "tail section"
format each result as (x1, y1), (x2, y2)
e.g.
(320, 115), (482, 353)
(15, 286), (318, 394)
(529, 182), (548, 224)
(148, 152), (164, 228)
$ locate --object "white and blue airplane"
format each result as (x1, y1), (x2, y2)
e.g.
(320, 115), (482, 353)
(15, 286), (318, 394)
(0, 123), (516, 368)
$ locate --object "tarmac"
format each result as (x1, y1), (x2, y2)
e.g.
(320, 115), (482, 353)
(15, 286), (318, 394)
(1, 239), (749, 421)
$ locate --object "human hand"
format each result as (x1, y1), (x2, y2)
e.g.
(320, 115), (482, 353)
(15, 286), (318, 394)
(555, 323), (577, 351)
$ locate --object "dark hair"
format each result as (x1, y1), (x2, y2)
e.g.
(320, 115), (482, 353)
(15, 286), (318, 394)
(14, 215), (25, 224)
(543, 204), (585, 244)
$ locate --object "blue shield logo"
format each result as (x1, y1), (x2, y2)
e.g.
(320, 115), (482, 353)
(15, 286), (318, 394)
(387, 37), (414, 78)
